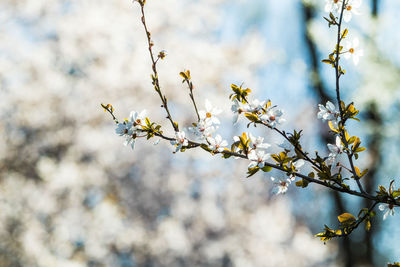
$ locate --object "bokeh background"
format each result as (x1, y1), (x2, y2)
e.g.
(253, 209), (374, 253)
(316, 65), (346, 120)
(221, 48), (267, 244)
(1, 0), (400, 266)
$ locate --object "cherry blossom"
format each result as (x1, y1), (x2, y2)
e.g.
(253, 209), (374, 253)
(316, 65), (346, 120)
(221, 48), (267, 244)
(317, 101), (339, 122)
(293, 159), (305, 171)
(344, 38), (364, 65)
(343, 0), (362, 23)
(249, 133), (271, 150)
(379, 204), (395, 220)
(325, 0), (342, 13)
(115, 120), (133, 137)
(326, 136), (344, 166)
(231, 99), (249, 124)
(171, 131), (189, 152)
(260, 107), (285, 128)
(248, 150), (270, 169)
(247, 99), (266, 113)
(188, 119), (216, 140)
(207, 134), (228, 152)
(199, 99), (222, 125)
(129, 110), (147, 128)
(271, 176), (292, 195)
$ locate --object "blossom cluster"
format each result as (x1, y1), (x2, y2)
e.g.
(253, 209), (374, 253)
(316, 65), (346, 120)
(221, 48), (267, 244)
(324, 0), (364, 65)
(324, 0), (362, 22)
(113, 93), (306, 195)
(115, 110), (147, 149)
(188, 99), (221, 140)
(231, 99), (285, 127)
(172, 99), (228, 153)
(317, 100), (397, 220)
(317, 101), (344, 168)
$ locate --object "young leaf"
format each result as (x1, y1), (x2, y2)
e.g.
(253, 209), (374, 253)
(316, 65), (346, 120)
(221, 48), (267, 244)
(295, 179), (309, 188)
(261, 166), (272, 172)
(338, 213), (356, 224)
(341, 29), (348, 39)
(244, 113), (259, 122)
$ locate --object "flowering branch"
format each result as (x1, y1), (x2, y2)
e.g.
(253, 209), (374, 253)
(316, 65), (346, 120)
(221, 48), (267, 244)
(334, 1), (366, 194)
(103, 0), (400, 250)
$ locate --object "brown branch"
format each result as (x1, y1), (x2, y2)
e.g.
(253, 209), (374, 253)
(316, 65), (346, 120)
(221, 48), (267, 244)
(150, 130), (400, 206)
(183, 78), (201, 122)
(333, 1), (366, 194)
(139, 3), (179, 132)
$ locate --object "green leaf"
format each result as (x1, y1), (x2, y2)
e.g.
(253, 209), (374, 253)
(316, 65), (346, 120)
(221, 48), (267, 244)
(322, 59), (333, 64)
(392, 191), (400, 198)
(223, 153), (232, 159)
(355, 147), (366, 153)
(359, 168), (368, 178)
(179, 70), (191, 80)
(328, 121), (340, 133)
(354, 166), (361, 177)
(244, 113), (259, 122)
(338, 213), (356, 224)
(379, 185), (387, 194)
(365, 220), (371, 231)
(261, 166), (272, 172)
(341, 28), (348, 39)
(295, 179), (309, 188)
(247, 167), (259, 178)
(145, 117), (151, 127)
(348, 136), (356, 145)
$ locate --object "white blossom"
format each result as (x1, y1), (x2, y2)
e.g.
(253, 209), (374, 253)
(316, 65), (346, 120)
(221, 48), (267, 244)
(207, 134), (228, 152)
(317, 101), (339, 122)
(199, 99), (222, 125)
(271, 176), (292, 195)
(188, 119), (216, 139)
(344, 38), (364, 65)
(124, 134), (137, 149)
(115, 110), (146, 150)
(115, 120), (133, 136)
(326, 136), (344, 166)
(260, 107), (285, 128)
(379, 204), (395, 220)
(325, 0), (342, 13)
(231, 99), (249, 124)
(248, 150), (270, 169)
(343, 0), (362, 22)
(293, 159), (305, 171)
(115, 120), (137, 149)
(249, 133), (271, 150)
(247, 99), (266, 113)
(171, 131), (189, 152)
(129, 109), (147, 128)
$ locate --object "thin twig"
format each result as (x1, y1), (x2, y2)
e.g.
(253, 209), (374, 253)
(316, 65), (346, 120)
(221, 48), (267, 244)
(184, 78), (201, 122)
(334, 0), (366, 194)
(139, 4), (179, 132)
